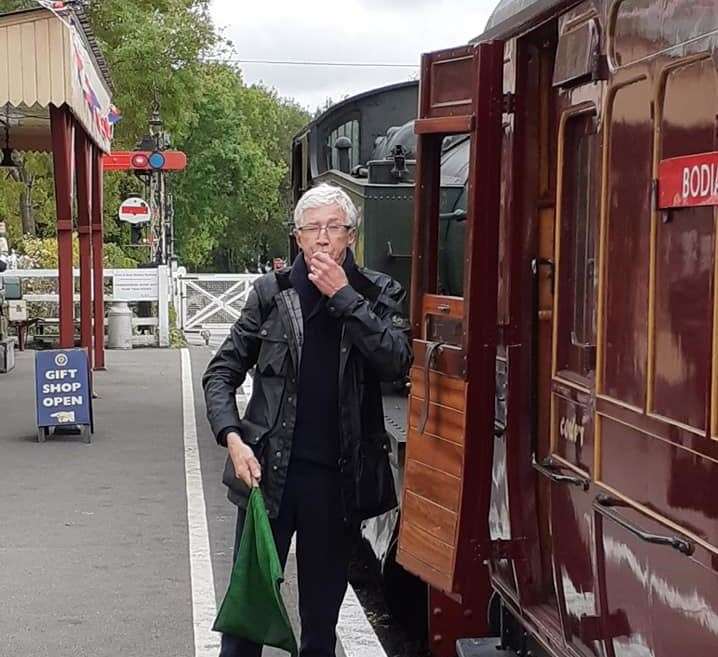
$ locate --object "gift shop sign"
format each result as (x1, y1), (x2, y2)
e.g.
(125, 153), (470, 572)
(659, 151), (718, 209)
(35, 349), (92, 428)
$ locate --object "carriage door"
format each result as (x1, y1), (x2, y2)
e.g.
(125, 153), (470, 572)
(529, 24), (608, 654)
(396, 41), (504, 599)
(539, 102), (603, 655)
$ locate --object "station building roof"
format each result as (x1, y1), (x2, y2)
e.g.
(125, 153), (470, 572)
(0, 5), (114, 153)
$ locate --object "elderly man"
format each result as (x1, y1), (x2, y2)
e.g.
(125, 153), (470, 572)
(203, 183), (411, 657)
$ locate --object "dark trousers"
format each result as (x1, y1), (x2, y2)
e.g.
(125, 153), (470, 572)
(220, 460), (352, 657)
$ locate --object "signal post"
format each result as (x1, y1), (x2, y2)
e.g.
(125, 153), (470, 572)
(103, 110), (187, 266)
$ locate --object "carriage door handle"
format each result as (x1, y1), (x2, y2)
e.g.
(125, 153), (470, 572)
(532, 457), (590, 491)
(532, 257), (555, 294)
(418, 341), (445, 434)
(594, 494), (695, 556)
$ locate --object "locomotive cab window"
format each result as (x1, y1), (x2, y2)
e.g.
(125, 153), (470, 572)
(555, 109), (599, 383)
(327, 119), (360, 170)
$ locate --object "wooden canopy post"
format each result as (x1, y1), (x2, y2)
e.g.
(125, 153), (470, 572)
(92, 148), (106, 370)
(75, 129), (93, 367)
(50, 105), (75, 348)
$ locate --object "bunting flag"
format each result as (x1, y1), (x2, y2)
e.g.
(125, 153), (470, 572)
(32, 0), (72, 31)
(34, 1), (70, 13)
(108, 105), (122, 126)
(71, 31), (116, 142)
(32, 0), (120, 146)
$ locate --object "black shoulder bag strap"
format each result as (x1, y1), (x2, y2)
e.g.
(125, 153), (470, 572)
(252, 273), (280, 324)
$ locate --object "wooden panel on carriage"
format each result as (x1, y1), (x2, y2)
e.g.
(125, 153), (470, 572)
(396, 41), (504, 596)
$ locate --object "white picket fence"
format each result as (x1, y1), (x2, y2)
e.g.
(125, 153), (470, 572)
(1, 266), (260, 348)
(1, 266), (171, 347)
(176, 271), (259, 337)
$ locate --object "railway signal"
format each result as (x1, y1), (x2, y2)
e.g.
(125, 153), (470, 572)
(102, 150), (187, 172)
(102, 108), (186, 265)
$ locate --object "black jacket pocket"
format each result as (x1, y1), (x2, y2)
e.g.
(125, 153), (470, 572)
(256, 323), (289, 376)
(354, 432), (398, 519)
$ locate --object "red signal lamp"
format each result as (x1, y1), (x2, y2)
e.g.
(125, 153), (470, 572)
(130, 152), (149, 168)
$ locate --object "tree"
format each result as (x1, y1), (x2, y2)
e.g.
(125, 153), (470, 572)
(86, 0), (222, 148)
(9, 156), (36, 236)
(0, 152), (56, 241)
(173, 64), (285, 270)
(233, 84), (310, 251)
(0, 0), (311, 271)
(0, 1), (35, 11)
(170, 63), (310, 271)
(6, 153), (56, 236)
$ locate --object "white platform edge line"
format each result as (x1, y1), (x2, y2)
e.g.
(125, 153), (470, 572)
(181, 348), (220, 656)
(337, 582), (388, 657)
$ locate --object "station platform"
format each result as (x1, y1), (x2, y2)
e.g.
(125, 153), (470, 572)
(0, 348), (377, 657)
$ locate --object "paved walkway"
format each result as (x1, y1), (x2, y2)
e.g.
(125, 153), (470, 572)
(0, 347), (376, 657)
(0, 349), (193, 656)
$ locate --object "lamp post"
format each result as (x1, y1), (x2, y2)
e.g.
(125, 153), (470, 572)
(0, 110), (17, 170)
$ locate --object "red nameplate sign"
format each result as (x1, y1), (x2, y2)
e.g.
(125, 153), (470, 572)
(658, 151), (718, 209)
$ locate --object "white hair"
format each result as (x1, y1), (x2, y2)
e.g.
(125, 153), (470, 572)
(293, 183), (360, 228)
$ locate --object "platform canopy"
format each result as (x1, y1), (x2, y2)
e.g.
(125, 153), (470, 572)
(0, 3), (115, 370)
(0, 4), (113, 154)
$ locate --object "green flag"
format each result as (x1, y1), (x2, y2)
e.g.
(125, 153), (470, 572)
(213, 488), (298, 656)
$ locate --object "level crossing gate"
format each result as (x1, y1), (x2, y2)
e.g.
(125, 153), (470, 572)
(177, 273), (259, 335)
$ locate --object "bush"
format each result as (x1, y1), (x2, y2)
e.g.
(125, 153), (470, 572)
(17, 235), (138, 269)
(168, 303), (188, 348)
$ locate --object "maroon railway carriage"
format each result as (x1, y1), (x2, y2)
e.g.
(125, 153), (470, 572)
(396, 1), (718, 656)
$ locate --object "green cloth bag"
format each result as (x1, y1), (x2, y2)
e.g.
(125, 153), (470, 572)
(213, 488), (298, 656)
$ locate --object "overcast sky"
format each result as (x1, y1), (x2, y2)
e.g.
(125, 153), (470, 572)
(209, 0), (498, 111)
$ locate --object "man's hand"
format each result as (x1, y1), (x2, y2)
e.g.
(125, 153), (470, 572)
(308, 252), (349, 297)
(226, 432), (261, 488)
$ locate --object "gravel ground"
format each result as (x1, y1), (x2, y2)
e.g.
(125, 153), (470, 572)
(348, 538), (431, 657)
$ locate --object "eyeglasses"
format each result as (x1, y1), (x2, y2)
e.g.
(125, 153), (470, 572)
(295, 223), (354, 238)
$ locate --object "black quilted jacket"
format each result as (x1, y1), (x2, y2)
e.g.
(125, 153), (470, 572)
(202, 257), (411, 521)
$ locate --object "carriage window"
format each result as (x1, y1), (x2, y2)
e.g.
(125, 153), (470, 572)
(291, 135), (308, 202)
(555, 111), (598, 380)
(651, 59), (718, 430)
(601, 80), (652, 407)
(437, 135), (470, 298)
